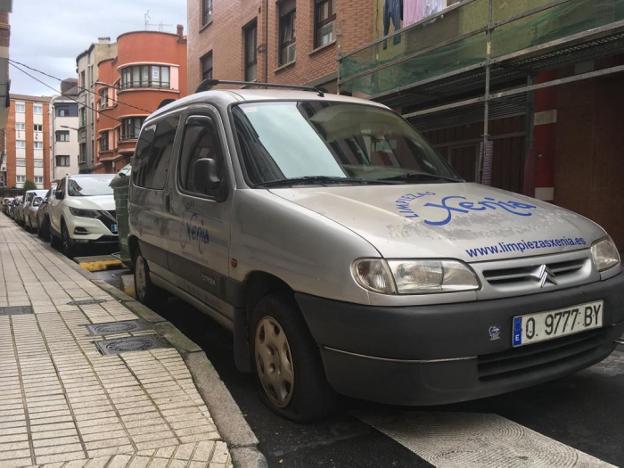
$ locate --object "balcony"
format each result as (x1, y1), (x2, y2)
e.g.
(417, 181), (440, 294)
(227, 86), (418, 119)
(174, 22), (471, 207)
(339, 0), (624, 110)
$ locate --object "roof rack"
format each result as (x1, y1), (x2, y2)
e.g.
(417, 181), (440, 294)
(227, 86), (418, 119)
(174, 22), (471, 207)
(195, 79), (325, 97)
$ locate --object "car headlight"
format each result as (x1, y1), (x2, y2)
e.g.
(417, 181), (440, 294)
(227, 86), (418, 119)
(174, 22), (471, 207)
(591, 237), (621, 271)
(69, 207), (99, 218)
(352, 259), (479, 295)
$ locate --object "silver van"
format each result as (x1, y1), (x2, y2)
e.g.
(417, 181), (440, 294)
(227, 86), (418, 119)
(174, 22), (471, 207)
(128, 81), (623, 421)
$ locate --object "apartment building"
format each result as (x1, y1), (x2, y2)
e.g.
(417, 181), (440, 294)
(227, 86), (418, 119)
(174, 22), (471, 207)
(76, 38), (117, 173)
(186, 0), (376, 93)
(94, 28), (187, 173)
(0, 0), (11, 131)
(50, 79), (80, 180)
(3, 95), (51, 189)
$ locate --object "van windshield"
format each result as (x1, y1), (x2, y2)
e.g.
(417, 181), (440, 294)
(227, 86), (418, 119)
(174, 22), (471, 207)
(68, 176), (114, 197)
(232, 101), (461, 187)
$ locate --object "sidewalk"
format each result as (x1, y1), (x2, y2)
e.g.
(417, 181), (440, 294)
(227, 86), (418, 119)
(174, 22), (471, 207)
(0, 214), (232, 467)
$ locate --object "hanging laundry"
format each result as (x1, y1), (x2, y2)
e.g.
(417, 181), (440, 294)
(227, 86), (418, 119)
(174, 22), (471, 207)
(404, 0), (425, 27)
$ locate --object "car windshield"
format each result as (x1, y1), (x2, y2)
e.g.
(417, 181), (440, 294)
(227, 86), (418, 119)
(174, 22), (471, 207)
(232, 101), (461, 187)
(68, 176), (114, 197)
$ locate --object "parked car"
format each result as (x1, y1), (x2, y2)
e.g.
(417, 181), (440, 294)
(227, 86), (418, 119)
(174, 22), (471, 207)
(9, 197), (22, 221)
(48, 174), (118, 257)
(22, 190), (48, 231)
(36, 185), (57, 241)
(15, 190), (46, 227)
(128, 85), (623, 422)
(2, 197), (14, 215)
(24, 196), (44, 232)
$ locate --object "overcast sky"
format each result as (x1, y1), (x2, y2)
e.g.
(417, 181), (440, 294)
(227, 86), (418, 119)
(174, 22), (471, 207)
(10, 0), (187, 96)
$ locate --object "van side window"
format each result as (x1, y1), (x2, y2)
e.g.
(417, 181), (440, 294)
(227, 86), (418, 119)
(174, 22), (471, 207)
(178, 115), (225, 198)
(133, 115), (179, 190)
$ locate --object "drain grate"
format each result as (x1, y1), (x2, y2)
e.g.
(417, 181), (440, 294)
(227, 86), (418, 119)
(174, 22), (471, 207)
(67, 298), (108, 306)
(95, 335), (171, 355)
(86, 319), (152, 336)
(0, 306), (34, 315)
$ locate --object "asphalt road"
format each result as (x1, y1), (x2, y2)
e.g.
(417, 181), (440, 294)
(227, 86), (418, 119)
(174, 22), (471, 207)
(95, 269), (624, 467)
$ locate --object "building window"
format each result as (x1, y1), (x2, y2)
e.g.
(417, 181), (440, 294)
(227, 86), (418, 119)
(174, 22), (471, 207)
(279, 0), (296, 66)
(80, 108), (86, 127)
(99, 88), (108, 109)
(15, 122), (25, 131)
(56, 155), (70, 167)
(121, 117), (146, 140)
(34, 160), (43, 168)
(33, 104), (43, 115)
(34, 124), (43, 132)
(79, 143), (87, 164)
(16, 158), (25, 167)
(16, 140), (25, 149)
(99, 131), (109, 151)
(314, 0), (336, 48)
(56, 130), (70, 142)
(16, 175), (26, 184)
(56, 103), (78, 117)
(34, 142), (44, 150)
(120, 65), (171, 90)
(202, 0), (213, 26)
(35, 176), (44, 185)
(244, 21), (257, 82)
(15, 102), (25, 113)
(200, 52), (213, 81)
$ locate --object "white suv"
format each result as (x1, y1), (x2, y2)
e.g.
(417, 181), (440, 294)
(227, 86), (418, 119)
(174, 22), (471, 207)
(48, 174), (118, 257)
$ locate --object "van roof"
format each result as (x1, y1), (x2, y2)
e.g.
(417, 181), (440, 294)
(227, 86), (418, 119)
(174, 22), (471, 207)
(147, 89), (388, 122)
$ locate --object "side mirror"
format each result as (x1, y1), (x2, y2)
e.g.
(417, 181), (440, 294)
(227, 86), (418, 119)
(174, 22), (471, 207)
(192, 158), (220, 194)
(55, 190), (64, 200)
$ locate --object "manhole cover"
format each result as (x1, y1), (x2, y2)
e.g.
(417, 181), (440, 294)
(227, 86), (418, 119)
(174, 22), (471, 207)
(67, 298), (108, 306)
(95, 335), (170, 355)
(86, 319), (152, 336)
(0, 306), (34, 315)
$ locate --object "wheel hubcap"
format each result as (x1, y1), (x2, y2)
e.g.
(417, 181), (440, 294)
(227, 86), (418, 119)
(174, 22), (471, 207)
(135, 256), (147, 300)
(254, 316), (295, 408)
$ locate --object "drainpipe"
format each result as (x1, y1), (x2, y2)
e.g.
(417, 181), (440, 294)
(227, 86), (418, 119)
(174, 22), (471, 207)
(263, 0), (269, 82)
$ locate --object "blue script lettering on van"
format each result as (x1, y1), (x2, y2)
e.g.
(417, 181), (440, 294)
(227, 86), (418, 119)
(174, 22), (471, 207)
(395, 193), (537, 226)
(394, 192), (436, 218)
(183, 213), (210, 252)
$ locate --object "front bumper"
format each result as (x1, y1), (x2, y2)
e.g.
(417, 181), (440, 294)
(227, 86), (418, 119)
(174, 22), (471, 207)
(295, 271), (624, 406)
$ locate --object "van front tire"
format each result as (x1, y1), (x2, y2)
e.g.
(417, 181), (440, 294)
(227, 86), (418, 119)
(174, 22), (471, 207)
(251, 292), (336, 422)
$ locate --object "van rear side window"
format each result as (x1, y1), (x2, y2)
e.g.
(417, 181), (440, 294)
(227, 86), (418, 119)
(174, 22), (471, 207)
(132, 115), (179, 190)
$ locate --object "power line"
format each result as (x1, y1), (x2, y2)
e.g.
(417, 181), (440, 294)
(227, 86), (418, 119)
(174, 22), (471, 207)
(9, 62), (123, 123)
(8, 58), (154, 114)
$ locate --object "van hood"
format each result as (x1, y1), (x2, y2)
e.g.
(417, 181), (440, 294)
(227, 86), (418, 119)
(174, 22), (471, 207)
(67, 195), (116, 211)
(270, 183), (605, 262)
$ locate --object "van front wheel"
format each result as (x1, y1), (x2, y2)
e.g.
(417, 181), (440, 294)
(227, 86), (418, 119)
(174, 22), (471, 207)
(252, 293), (335, 422)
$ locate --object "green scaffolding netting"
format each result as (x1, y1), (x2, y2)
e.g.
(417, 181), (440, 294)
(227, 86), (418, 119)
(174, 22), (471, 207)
(340, 0), (624, 96)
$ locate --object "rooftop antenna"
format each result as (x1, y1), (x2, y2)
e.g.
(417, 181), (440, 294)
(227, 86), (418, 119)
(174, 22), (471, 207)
(144, 10), (151, 30)
(144, 9), (173, 32)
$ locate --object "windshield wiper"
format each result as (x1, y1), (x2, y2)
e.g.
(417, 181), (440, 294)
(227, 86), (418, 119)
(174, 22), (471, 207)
(378, 172), (463, 183)
(258, 176), (389, 188)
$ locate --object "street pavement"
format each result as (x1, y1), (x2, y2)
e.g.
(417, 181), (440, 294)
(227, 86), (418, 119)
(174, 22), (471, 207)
(110, 275), (624, 468)
(0, 215), (232, 467)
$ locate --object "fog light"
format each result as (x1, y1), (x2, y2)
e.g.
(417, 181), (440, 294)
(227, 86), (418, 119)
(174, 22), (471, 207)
(74, 227), (89, 235)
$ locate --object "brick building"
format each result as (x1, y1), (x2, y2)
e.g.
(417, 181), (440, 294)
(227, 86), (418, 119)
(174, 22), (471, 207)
(3, 95), (51, 190)
(186, 0), (376, 93)
(94, 29), (188, 173)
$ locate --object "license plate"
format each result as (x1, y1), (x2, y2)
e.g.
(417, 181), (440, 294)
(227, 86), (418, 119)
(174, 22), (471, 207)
(111, 224), (118, 234)
(512, 300), (603, 347)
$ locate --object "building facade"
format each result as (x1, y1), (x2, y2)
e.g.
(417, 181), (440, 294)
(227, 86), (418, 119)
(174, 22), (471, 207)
(94, 29), (187, 173)
(3, 95), (51, 190)
(76, 38), (117, 174)
(338, 0), (624, 251)
(186, 0), (376, 93)
(50, 79), (80, 180)
(0, 0), (11, 131)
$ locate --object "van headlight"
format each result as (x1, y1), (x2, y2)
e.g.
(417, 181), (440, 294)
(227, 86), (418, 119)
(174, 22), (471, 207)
(591, 237), (621, 271)
(352, 259), (479, 295)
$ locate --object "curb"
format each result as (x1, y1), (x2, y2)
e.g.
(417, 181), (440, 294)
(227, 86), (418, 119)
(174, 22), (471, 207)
(45, 243), (267, 468)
